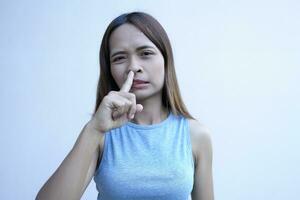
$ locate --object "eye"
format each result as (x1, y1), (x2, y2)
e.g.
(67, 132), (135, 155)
(112, 56), (125, 62)
(141, 51), (153, 57)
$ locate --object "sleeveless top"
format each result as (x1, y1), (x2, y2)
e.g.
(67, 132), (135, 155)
(93, 112), (195, 200)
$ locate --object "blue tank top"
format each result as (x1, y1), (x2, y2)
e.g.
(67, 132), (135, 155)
(93, 112), (195, 200)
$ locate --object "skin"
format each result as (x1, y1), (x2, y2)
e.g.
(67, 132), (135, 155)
(108, 23), (214, 200)
(109, 23), (169, 125)
(189, 120), (215, 200)
(36, 23), (214, 200)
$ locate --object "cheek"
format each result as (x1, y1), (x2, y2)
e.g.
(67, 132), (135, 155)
(151, 58), (165, 85)
(155, 58), (165, 76)
(110, 68), (123, 88)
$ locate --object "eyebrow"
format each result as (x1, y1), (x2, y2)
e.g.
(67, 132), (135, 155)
(110, 45), (156, 58)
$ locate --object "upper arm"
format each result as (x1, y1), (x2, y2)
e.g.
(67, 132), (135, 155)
(190, 120), (215, 200)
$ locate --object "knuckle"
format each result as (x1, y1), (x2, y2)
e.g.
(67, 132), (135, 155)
(126, 101), (133, 106)
(129, 93), (136, 99)
(108, 91), (117, 97)
(103, 95), (110, 102)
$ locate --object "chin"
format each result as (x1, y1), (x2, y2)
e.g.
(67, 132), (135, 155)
(137, 90), (162, 101)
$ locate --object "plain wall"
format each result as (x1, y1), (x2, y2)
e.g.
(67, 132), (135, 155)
(0, 0), (299, 199)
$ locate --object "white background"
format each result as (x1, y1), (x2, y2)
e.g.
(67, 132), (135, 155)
(0, 0), (299, 199)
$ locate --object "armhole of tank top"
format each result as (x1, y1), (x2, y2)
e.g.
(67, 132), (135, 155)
(186, 118), (195, 169)
(94, 132), (107, 177)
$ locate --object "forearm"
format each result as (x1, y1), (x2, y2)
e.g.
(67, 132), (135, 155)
(36, 121), (103, 200)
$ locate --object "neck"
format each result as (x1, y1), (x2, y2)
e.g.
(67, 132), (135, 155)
(130, 94), (169, 125)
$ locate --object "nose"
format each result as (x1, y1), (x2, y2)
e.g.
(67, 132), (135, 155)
(127, 56), (142, 75)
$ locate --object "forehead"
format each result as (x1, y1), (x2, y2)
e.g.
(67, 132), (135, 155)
(109, 23), (156, 53)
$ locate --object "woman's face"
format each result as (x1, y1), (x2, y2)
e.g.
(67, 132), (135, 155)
(109, 23), (165, 100)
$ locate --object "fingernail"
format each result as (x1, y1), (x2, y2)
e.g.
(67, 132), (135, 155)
(130, 114), (134, 119)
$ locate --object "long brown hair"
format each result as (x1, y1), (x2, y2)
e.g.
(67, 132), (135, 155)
(93, 11), (195, 120)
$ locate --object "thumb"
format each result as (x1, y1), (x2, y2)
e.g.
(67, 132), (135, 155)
(136, 104), (143, 112)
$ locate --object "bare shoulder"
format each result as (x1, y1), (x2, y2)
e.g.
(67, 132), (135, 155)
(188, 119), (213, 166)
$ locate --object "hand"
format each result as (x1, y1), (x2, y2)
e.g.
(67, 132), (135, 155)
(89, 71), (143, 133)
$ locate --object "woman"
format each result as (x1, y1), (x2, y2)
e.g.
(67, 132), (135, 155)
(36, 11), (214, 200)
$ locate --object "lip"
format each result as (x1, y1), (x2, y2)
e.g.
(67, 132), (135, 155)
(131, 82), (149, 89)
(133, 79), (149, 84)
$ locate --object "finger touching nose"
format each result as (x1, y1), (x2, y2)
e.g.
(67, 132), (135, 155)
(120, 70), (134, 92)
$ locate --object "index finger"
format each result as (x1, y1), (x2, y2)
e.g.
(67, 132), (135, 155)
(120, 71), (134, 92)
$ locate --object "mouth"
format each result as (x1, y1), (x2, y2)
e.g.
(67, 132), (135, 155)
(133, 80), (149, 84)
(131, 82), (149, 90)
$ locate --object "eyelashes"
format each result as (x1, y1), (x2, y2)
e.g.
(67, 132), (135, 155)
(141, 51), (154, 56)
(111, 51), (154, 63)
(112, 56), (125, 62)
